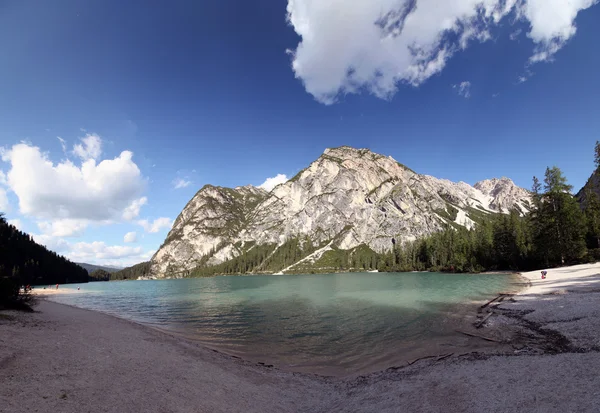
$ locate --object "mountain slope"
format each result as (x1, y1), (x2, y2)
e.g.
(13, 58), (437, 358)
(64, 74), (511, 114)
(150, 147), (531, 277)
(76, 262), (121, 274)
(0, 216), (88, 285)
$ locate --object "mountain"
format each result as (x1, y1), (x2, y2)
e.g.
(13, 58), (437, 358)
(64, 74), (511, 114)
(576, 169), (600, 203)
(150, 147), (531, 277)
(75, 262), (122, 274)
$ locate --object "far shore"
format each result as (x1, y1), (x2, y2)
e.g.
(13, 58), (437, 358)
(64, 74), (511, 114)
(4, 263), (600, 412)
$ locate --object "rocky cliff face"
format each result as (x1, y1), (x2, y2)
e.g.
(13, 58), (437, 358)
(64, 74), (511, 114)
(150, 147), (531, 277)
(576, 170), (600, 207)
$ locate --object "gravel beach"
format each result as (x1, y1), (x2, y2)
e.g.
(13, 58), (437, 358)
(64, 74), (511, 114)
(2, 264), (600, 412)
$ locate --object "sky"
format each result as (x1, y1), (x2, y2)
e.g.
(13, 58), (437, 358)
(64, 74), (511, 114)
(0, 0), (599, 267)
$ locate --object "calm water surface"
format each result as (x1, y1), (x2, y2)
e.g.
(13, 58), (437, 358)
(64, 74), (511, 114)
(45, 272), (522, 376)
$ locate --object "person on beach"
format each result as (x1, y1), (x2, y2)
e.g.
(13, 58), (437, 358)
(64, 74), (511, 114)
(541, 270), (547, 279)
(56, 284), (59, 289)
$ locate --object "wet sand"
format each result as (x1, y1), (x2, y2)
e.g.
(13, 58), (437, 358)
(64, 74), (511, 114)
(2, 263), (600, 412)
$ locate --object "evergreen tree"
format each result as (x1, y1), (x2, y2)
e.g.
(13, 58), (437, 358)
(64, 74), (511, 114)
(533, 167), (586, 265)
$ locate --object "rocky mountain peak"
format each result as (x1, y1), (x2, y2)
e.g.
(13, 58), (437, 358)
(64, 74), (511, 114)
(149, 147), (532, 278)
(474, 177), (530, 213)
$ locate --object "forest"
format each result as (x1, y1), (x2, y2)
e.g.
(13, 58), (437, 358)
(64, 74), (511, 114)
(110, 261), (152, 281)
(376, 145), (600, 273)
(0, 215), (89, 308)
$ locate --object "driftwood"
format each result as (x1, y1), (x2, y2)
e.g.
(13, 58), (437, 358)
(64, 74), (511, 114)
(476, 311), (494, 329)
(480, 295), (503, 309)
(481, 293), (516, 309)
(456, 330), (502, 343)
(436, 353), (454, 361)
(407, 355), (436, 366)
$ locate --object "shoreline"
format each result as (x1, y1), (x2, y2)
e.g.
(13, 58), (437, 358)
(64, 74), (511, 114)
(3, 263), (600, 411)
(30, 272), (528, 378)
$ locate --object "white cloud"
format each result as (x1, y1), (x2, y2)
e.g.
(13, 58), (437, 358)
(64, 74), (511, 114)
(69, 241), (143, 260)
(453, 81), (471, 98)
(122, 197), (148, 221)
(259, 174), (289, 191)
(138, 217), (173, 233)
(173, 177), (192, 189)
(0, 188), (8, 211)
(37, 219), (88, 237)
(57, 137), (67, 154)
(124, 231), (137, 243)
(0, 170), (6, 185)
(7, 219), (22, 230)
(286, 0), (598, 103)
(31, 234), (153, 267)
(510, 29), (522, 41)
(1, 142), (146, 223)
(31, 234), (70, 253)
(72, 133), (102, 161)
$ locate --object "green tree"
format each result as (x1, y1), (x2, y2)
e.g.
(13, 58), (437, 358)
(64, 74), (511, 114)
(533, 167), (586, 265)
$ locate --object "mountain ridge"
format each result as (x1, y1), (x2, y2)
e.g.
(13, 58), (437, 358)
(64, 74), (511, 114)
(150, 147), (531, 277)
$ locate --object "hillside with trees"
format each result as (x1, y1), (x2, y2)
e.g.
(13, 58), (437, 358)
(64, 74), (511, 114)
(89, 269), (111, 282)
(110, 261), (152, 281)
(0, 215), (88, 308)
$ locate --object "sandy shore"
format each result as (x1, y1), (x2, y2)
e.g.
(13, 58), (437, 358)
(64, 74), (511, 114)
(2, 264), (600, 412)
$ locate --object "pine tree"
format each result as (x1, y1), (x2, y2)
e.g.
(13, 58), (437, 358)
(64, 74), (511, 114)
(534, 166), (586, 265)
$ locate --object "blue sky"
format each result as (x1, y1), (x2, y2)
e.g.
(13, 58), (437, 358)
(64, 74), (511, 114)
(0, 0), (599, 266)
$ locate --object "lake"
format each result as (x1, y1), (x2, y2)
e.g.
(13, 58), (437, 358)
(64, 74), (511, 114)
(43, 272), (523, 376)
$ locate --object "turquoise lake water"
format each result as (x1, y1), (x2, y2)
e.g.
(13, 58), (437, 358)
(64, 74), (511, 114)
(44, 272), (522, 376)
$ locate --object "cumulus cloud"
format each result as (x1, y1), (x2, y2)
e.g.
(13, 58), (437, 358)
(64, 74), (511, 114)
(37, 219), (89, 237)
(32, 234), (152, 267)
(72, 134), (102, 161)
(122, 197), (148, 221)
(138, 217), (173, 233)
(259, 174), (288, 191)
(453, 81), (471, 98)
(173, 178), (192, 189)
(31, 234), (70, 253)
(124, 231), (137, 243)
(286, 0), (598, 103)
(1, 141), (146, 223)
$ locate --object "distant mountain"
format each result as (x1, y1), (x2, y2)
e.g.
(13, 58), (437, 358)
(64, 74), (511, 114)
(76, 262), (122, 274)
(150, 146), (531, 277)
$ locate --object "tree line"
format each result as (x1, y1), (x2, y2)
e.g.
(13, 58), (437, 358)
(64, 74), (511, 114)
(0, 215), (89, 308)
(110, 261), (152, 280)
(376, 144), (600, 273)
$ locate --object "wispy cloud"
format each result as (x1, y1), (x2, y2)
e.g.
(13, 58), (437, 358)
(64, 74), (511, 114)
(173, 177), (192, 189)
(452, 81), (472, 98)
(57, 137), (67, 153)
